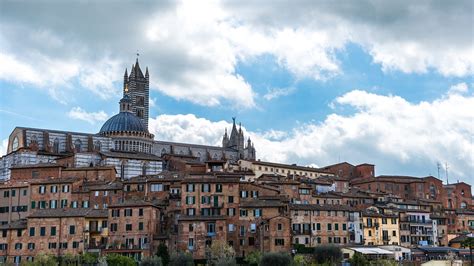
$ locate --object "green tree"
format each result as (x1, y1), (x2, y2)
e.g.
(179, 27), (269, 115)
(24, 253), (57, 266)
(140, 256), (163, 266)
(244, 250), (262, 266)
(61, 253), (78, 266)
(462, 236), (474, 266)
(168, 253), (193, 266)
(156, 243), (170, 266)
(105, 254), (136, 266)
(313, 245), (342, 264)
(348, 252), (368, 266)
(260, 252), (292, 266)
(293, 254), (308, 266)
(81, 252), (99, 265)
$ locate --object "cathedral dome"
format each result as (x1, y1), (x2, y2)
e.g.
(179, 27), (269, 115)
(99, 112), (148, 134)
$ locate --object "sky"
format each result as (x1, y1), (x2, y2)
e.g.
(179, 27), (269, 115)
(0, 0), (473, 184)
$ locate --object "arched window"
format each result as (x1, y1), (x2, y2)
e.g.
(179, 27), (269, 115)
(120, 161), (127, 179)
(12, 136), (19, 151)
(94, 141), (101, 151)
(460, 202), (467, 209)
(53, 138), (59, 153)
(213, 153), (218, 160)
(179, 150), (184, 155)
(30, 135), (38, 145)
(197, 152), (202, 159)
(429, 184), (437, 199)
(161, 148), (166, 156)
(142, 163), (148, 176)
(74, 139), (82, 153)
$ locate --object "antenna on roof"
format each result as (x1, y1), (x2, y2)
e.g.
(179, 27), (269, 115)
(436, 162), (441, 179)
(445, 162), (449, 185)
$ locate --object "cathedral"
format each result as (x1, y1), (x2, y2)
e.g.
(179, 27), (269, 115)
(0, 59), (256, 180)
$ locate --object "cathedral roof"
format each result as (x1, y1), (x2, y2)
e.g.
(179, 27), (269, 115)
(99, 111), (148, 134)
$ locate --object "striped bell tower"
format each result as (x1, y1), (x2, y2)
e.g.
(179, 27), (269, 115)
(123, 57), (150, 129)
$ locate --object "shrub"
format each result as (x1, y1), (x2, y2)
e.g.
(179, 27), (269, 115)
(105, 253), (136, 266)
(260, 252), (292, 266)
(140, 256), (162, 266)
(244, 250), (262, 266)
(313, 245), (342, 264)
(348, 252), (368, 266)
(168, 253), (193, 266)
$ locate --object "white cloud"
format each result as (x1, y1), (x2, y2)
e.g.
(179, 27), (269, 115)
(0, 139), (8, 157)
(149, 89), (474, 182)
(67, 107), (108, 124)
(263, 87), (296, 100)
(448, 82), (469, 95)
(3, 1), (471, 107)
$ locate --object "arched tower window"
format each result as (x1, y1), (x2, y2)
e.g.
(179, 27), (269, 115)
(120, 161), (127, 179)
(161, 148), (166, 156)
(142, 163), (148, 176)
(94, 141), (101, 151)
(74, 139), (82, 153)
(53, 138), (59, 153)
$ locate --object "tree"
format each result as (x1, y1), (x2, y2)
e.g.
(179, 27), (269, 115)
(348, 252), (368, 266)
(140, 256), (163, 266)
(81, 252), (99, 265)
(462, 236), (474, 266)
(35, 253), (57, 266)
(260, 252), (292, 266)
(293, 254), (308, 266)
(105, 254), (136, 266)
(61, 253), (79, 266)
(244, 250), (262, 266)
(168, 253), (193, 266)
(156, 243), (170, 266)
(206, 240), (236, 266)
(313, 245), (342, 264)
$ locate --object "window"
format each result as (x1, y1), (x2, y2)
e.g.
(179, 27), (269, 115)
(11, 190), (16, 197)
(139, 222), (144, 231)
(188, 238), (194, 249)
(391, 218), (397, 224)
(228, 196), (234, 203)
(60, 199), (67, 208)
(39, 186), (45, 194)
(29, 227), (35, 236)
(82, 201), (89, 208)
(16, 229), (22, 237)
(342, 224), (347, 230)
(73, 241), (79, 248)
(186, 196), (195, 205)
(110, 223), (118, 232)
(228, 224), (235, 232)
(240, 209), (248, 217)
(202, 184), (210, 192)
(240, 190), (248, 198)
(138, 184), (144, 191)
(139, 208), (144, 216)
(254, 209), (262, 217)
(186, 184), (195, 192)
(227, 208), (235, 216)
(278, 223), (283, 231)
(216, 184), (223, 192)
(392, 230), (397, 236)
(23, 189), (27, 196)
(15, 243), (22, 250)
(124, 209), (133, 216)
(335, 223), (339, 231)
(382, 218), (387, 224)
(51, 227), (56, 236)
(40, 227), (46, 236)
(60, 242), (68, 249)
(62, 185), (69, 193)
(69, 225), (76, 235)
(186, 208), (195, 216)
(126, 224), (132, 231)
(151, 184), (163, 192)
(28, 243), (35, 250)
(50, 200), (57, 209)
(327, 224), (332, 230)
(112, 209), (120, 217)
(207, 223), (216, 234)
(275, 239), (285, 246)
(50, 185), (58, 193)
(48, 243), (57, 249)
(316, 223), (321, 230)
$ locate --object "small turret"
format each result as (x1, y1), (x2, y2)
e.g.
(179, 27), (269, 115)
(123, 68), (129, 93)
(222, 128), (229, 148)
(119, 95), (132, 113)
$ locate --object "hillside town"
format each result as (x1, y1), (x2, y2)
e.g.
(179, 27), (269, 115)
(0, 60), (472, 265)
